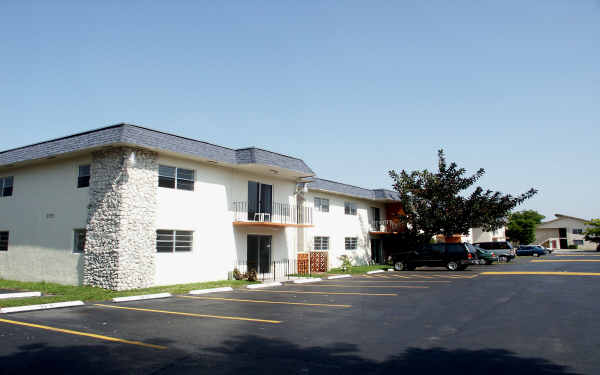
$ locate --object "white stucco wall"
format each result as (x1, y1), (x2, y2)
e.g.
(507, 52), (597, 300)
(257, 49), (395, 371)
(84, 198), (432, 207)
(0, 156), (91, 285)
(153, 154), (300, 285)
(304, 190), (385, 268)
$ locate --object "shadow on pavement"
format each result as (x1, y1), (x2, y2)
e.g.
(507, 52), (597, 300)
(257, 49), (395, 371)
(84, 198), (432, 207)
(1, 334), (581, 375)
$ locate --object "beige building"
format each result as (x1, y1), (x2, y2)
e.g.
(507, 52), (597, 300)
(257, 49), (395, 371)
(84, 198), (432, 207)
(535, 214), (595, 250)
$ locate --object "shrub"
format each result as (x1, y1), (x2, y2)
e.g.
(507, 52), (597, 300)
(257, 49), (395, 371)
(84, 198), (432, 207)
(568, 244), (578, 249)
(233, 268), (242, 280)
(247, 269), (258, 282)
(338, 255), (352, 271)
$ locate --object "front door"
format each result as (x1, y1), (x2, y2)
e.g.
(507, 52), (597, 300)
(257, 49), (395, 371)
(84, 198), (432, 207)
(247, 235), (272, 273)
(371, 239), (383, 264)
(248, 181), (273, 221)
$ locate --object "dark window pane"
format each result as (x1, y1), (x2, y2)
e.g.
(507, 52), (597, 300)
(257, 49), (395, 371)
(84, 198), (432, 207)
(77, 176), (90, 188)
(158, 176), (176, 188)
(3, 186), (12, 197)
(73, 230), (86, 253)
(446, 244), (465, 254)
(0, 231), (7, 251)
(177, 168), (194, 181)
(157, 246), (174, 253)
(79, 165), (90, 177)
(159, 165), (176, 177)
(177, 178), (194, 191)
(4, 176), (13, 187)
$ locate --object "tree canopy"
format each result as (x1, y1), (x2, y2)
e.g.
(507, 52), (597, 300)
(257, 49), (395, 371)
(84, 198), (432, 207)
(584, 219), (600, 244)
(389, 150), (537, 245)
(505, 210), (545, 245)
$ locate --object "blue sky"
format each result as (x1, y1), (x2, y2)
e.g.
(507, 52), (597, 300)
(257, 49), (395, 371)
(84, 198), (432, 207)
(1, 1), (598, 220)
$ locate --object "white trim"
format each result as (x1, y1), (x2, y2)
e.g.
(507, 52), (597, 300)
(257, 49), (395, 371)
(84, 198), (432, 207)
(246, 282), (282, 289)
(327, 275), (351, 280)
(189, 287), (233, 295)
(112, 293), (172, 302)
(0, 291), (42, 299)
(0, 300), (84, 314)
(293, 278), (322, 284)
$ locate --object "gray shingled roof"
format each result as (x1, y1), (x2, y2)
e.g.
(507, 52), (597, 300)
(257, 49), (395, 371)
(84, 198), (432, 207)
(0, 123), (314, 175)
(308, 178), (400, 201)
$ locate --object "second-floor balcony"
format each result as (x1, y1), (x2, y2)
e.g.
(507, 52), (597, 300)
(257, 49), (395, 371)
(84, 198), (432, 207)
(370, 219), (404, 234)
(233, 201), (313, 228)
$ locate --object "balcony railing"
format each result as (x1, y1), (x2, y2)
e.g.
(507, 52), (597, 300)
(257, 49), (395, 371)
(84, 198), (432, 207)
(233, 201), (313, 226)
(370, 219), (403, 233)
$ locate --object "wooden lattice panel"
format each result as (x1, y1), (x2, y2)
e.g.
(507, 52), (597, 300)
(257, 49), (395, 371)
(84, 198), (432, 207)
(297, 253), (309, 274)
(310, 251), (328, 273)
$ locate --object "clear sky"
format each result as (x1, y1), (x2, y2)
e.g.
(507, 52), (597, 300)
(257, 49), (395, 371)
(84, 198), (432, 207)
(1, 1), (598, 220)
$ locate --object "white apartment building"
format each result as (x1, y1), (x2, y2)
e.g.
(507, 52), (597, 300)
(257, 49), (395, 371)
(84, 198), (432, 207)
(461, 227), (507, 244)
(0, 124), (400, 290)
(535, 214), (595, 250)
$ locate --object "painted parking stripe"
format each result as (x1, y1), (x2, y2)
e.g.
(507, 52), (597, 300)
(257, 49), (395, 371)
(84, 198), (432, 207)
(94, 304), (281, 324)
(529, 259), (600, 263)
(328, 280), (452, 283)
(290, 284), (429, 289)
(480, 271), (600, 276)
(180, 296), (351, 308)
(242, 289), (397, 296)
(552, 254), (600, 257)
(0, 318), (166, 350)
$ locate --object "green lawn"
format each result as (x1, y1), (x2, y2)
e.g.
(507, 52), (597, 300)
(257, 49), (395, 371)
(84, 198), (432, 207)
(327, 264), (391, 274)
(0, 279), (256, 308)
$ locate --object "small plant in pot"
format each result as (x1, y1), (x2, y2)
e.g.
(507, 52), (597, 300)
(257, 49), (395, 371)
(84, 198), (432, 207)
(247, 269), (258, 282)
(233, 268), (243, 281)
(338, 255), (352, 271)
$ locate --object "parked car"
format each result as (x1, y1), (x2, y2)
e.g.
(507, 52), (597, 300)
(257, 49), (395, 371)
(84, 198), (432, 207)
(473, 245), (499, 265)
(391, 242), (478, 271)
(516, 245), (547, 257)
(474, 241), (515, 262)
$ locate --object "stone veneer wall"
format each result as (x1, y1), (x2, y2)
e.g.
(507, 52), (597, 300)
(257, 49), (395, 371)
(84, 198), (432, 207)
(83, 147), (158, 290)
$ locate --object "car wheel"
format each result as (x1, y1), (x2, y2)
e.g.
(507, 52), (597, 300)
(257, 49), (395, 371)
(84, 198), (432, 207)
(394, 261), (406, 271)
(499, 256), (507, 262)
(533, 253), (539, 257)
(446, 261), (459, 271)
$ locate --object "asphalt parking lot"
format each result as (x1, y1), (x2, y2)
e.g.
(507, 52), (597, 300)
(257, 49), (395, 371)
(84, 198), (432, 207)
(2, 254), (600, 374)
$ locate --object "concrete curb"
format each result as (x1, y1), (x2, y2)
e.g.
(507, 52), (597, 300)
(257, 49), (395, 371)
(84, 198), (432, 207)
(189, 287), (233, 295)
(327, 275), (351, 280)
(387, 269), (395, 272)
(112, 293), (172, 303)
(0, 301), (84, 314)
(293, 278), (322, 284)
(366, 270), (385, 274)
(0, 291), (42, 300)
(247, 282), (282, 289)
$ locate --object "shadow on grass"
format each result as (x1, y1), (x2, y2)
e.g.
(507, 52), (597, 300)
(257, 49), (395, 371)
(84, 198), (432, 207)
(1, 334), (581, 375)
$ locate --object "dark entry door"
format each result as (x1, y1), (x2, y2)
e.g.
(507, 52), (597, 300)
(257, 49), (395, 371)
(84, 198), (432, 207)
(371, 239), (382, 264)
(248, 181), (273, 221)
(247, 235), (272, 273)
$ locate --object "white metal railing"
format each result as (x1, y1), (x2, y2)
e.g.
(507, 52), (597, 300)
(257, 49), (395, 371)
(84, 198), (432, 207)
(233, 201), (313, 225)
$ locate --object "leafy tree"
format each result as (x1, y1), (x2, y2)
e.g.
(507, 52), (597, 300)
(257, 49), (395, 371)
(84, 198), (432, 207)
(388, 150), (537, 247)
(505, 210), (545, 245)
(584, 219), (600, 244)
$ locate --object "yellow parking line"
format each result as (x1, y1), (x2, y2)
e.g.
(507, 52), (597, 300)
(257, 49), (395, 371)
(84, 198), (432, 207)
(480, 271), (600, 276)
(552, 254), (600, 257)
(94, 304), (281, 324)
(242, 289), (397, 296)
(291, 284), (429, 289)
(331, 280), (452, 283)
(531, 260), (600, 262)
(0, 318), (166, 350)
(180, 296), (351, 308)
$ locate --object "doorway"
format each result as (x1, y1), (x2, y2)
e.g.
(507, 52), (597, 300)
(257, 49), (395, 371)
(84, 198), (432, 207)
(248, 181), (273, 221)
(247, 235), (272, 273)
(371, 238), (383, 264)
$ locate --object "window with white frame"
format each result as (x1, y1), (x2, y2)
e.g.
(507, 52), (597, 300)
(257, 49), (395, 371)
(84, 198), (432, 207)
(345, 237), (358, 250)
(344, 202), (357, 215)
(156, 230), (193, 252)
(73, 229), (86, 253)
(572, 228), (583, 235)
(0, 176), (13, 197)
(574, 239), (584, 246)
(314, 236), (329, 251)
(77, 165), (91, 188)
(314, 197), (329, 213)
(158, 165), (195, 191)
(0, 231), (8, 251)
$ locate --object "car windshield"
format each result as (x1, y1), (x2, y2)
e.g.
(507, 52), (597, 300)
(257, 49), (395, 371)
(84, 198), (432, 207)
(465, 243), (478, 253)
(479, 242), (511, 249)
